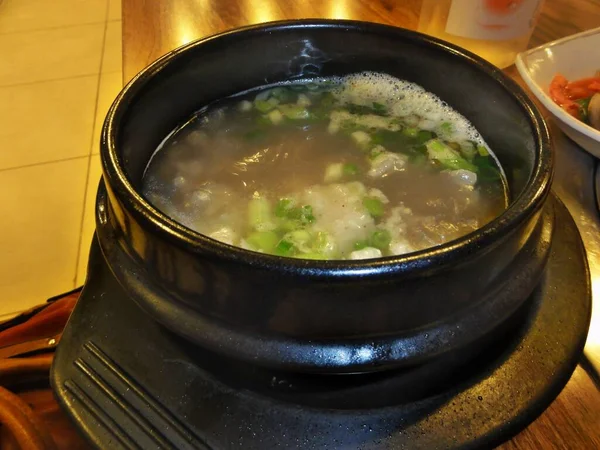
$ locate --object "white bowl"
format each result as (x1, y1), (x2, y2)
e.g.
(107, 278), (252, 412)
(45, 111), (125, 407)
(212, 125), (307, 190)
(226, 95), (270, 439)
(516, 27), (600, 158)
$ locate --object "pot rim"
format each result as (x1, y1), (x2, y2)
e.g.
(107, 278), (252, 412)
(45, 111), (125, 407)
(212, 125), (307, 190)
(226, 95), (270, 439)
(101, 19), (553, 279)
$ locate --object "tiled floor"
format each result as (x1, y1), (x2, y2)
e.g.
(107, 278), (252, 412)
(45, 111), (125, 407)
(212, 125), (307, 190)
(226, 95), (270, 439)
(0, 0), (123, 318)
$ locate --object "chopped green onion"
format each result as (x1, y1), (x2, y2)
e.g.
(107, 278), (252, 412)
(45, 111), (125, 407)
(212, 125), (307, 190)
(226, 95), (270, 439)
(275, 198), (295, 217)
(426, 139), (478, 172)
(254, 97), (279, 113)
(314, 232), (331, 251)
(267, 109), (284, 124)
(248, 197), (274, 231)
(440, 122), (454, 134)
(459, 141), (478, 160)
(417, 130), (435, 143)
(478, 164), (502, 181)
(363, 197), (384, 218)
(275, 240), (296, 256)
(278, 219), (299, 232)
(318, 91), (336, 108)
(246, 231), (280, 253)
(353, 240), (369, 251)
(576, 97), (591, 124)
(279, 104), (310, 120)
(368, 145), (386, 160)
(477, 145), (489, 156)
(299, 205), (315, 224)
(370, 230), (391, 250)
(402, 127), (419, 137)
(474, 155), (502, 182)
(299, 253), (327, 260)
(284, 229), (313, 254)
(275, 200), (315, 225)
(372, 102), (387, 115)
(296, 93), (311, 107)
(287, 229), (311, 242)
(269, 87), (293, 102)
(342, 163), (359, 176)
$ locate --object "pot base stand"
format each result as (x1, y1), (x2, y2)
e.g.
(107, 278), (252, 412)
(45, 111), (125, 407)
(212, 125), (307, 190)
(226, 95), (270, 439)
(51, 195), (591, 450)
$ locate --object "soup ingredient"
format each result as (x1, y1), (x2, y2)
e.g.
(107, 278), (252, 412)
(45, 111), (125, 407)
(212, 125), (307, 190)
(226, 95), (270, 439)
(549, 72), (600, 129)
(143, 72), (508, 260)
(589, 94), (600, 130)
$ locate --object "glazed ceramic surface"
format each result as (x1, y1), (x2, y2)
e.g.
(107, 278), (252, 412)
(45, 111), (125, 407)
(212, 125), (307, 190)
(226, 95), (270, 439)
(97, 20), (553, 373)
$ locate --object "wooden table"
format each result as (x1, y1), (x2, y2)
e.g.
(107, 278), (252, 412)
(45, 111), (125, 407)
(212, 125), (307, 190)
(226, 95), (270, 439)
(122, 1), (600, 448)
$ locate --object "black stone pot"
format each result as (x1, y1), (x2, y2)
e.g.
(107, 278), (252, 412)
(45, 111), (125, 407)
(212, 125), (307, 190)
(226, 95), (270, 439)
(96, 20), (553, 374)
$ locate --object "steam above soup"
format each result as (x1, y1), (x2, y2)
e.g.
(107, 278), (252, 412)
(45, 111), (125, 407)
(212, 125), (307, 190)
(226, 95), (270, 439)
(142, 72), (508, 260)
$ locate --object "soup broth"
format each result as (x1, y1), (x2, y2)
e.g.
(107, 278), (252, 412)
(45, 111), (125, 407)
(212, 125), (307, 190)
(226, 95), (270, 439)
(143, 72), (508, 260)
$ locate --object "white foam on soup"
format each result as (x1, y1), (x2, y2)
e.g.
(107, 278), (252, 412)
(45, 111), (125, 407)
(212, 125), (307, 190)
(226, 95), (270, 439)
(330, 72), (478, 142)
(325, 71), (504, 179)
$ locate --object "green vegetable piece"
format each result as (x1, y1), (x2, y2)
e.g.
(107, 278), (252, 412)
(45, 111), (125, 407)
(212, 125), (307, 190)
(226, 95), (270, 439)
(313, 232), (332, 251)
(372, 102), (387, 115)
(286, 205), (315, 224)
(248, 197), (273, 230)
(426, 139), (478, 172)
(287, 229), (311, 243)
(269, 87), (293, 102)
(297, 205), (316, 224)
(370, 129), (435, 157)
(576, 97), (591, 124)
(363, 197), (384, 218)
(276, 199), (315, 225)
(279, 104), (310, 120)
(275, 198), (295, 217)
(268, 109), (284, 124)
(478, 164), (502, 181)
(254, 100), (273, 113)
(417, 130), (435, 143)
(278, 219), (299, 232)
(246, 231), (280, 252)
(368, 146), (385, 160)
(402, 127), (419, 137)
(342, 163), (359, 176)
(254, 97), (279, 113)
(459, 141), (478, 160)
(284, 229), (314, 254)
(346, 104), (372, 115)
(474, 154), (502, 182)
(353, 240), (369, 251)
(319, 91), (336, 108)
(477, 145), (489, 156)
(275, 240), (296, 256)
(440, 122), (454, 134)
(299, 253), (327, 260)
(370, 230), (391, 250)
